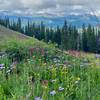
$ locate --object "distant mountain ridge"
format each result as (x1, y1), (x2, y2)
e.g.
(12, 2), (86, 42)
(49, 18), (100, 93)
(0, 14), (100, 28)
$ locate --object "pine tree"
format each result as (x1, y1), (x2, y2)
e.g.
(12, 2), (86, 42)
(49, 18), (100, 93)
(82, 24), (88, 52)
(97, 30), (100, 53)
(54, 26), (61, 46)
(72, 26), (78, 50)
(61, 20), (68, 50)
(87, 25), (96, 52)
(5, 16), (10, 28)
(40, 21), (45, 40)
(17, 17), (22, 32)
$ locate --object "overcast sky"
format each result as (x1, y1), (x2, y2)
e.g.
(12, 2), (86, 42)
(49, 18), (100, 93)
(0, 0), (100, 17)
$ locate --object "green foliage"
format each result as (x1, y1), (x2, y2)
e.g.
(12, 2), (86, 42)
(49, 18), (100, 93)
(0, 16), (100, 53)
(6, 46), (28, 62)
(0, 48), (100, 99)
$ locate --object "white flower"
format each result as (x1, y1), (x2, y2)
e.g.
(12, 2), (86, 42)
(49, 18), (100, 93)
(50, 90), (56, 96)
(80, 64), (84, 67)
(6, 69), (11, 74)
(68, 65), (72, 67)
(51, 79), (56, 83)
(75, 81), (79, 84)
(59, 87), (64, 91)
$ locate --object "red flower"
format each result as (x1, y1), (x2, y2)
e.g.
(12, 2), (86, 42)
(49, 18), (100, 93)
(29, 48), (34, 54)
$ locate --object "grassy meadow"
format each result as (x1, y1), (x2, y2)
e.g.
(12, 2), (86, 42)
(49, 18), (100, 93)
(0, 25), (100, 100)
(0, 39), (100, 100)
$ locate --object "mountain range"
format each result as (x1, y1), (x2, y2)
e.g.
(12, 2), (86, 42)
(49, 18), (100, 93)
(0, 14), (100, 28)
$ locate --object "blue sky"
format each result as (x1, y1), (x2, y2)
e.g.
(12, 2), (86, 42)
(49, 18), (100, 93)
(0, 0), (100, 17)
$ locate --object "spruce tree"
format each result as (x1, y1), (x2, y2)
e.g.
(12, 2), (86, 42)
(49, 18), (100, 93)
(61, 20), (68, 50)
(82, 24), (88, 52)
(87, 25), (96, 52)
(54, 26), (61, 46)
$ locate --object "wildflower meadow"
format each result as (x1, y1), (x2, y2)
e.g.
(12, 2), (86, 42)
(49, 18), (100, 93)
(0, 43), (100, 100)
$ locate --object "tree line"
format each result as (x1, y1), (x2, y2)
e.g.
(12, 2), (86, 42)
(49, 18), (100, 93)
(0, 16), (100, 53)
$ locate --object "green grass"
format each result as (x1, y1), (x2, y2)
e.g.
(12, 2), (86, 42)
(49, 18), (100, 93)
(0, 25), (55, 51)
(0, 26), (100, 100)
(0, 47), (100, 100)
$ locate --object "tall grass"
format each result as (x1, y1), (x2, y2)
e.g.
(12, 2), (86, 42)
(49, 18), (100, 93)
(0, 44), (100, 100)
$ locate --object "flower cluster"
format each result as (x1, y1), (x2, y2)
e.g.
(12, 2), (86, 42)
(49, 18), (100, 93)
(35, 97), (42, 100)
(68, 50), (82, 57)
(0, 64), (5, 70)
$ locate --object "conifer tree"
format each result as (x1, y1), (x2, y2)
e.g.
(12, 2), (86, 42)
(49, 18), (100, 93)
(61, 20), (68, 50)
(82, 24), (88, 52)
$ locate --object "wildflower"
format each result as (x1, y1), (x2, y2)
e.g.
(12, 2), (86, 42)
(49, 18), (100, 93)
(80, 64), (84, 67)
(42, 85), (48, 89)
(29, 48), (34, 53)
(59, 87), (64, 91)
(95, 54), (100, 59)
(35, 97), (42, 100)
(0, 64), (4, 67)
(55, 64), (64, 67)
(76, 77), (80, 81)
(53, 58), (58, 63)
(68, 65), (72, 67)
(83, 59), (89, 63)
(83, 62), (90, 66)
(26, 92), (31, 100)
(51, 79), (56, 83)
(0, 64), (5, 70)
(10, 62), (17, 70)
(36, 47), (39, 52)
(0, 52), (6, 58)
(31, 48), (34, 51)
(2, 54), (7, 57)
(6, 69), (11, 74)
(75, 77), (81, 84)
(75, 81), (79, 84)
(41, 80), (48, 86)
(57, 60), (61, 63)
(41, 49), (45, 55)
(50, 90), (56, 96)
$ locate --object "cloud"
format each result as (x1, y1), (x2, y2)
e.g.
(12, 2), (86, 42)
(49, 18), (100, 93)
(57, 0), (100, 5)
(0, 0), (100, 17)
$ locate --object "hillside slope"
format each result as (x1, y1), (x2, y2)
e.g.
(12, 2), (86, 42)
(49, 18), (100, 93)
(0, 25), (35, 41)
(0, 25), (54, 51)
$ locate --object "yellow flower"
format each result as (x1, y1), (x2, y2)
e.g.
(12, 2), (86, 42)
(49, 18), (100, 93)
(42, 86), (48, 89)
(76, 77), (80, 81)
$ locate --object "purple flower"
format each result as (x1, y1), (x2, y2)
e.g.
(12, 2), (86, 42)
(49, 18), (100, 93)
(95, 54), (100, 59)
(0, 64), (5, 70)
(34, 97), (42, 100)
(0, 64), (4, 67)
